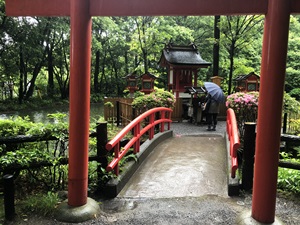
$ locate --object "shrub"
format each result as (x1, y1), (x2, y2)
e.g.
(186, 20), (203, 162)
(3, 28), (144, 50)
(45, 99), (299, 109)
(226, 92), (259, 136)
(289, 88), (300, 101)
(0, 116), (34, 136)
(0, 114), (69, 190)
(132, 89), (175, 114)
(278, 152), (300, 195)
(226, 91), (300, 136)
(283, 92), (300, 114)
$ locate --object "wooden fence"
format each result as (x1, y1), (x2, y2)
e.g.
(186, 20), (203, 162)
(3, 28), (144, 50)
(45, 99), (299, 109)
(282, 113), (300, 134)
(104, 97), (227, 123)
(104, 97), (134, 126)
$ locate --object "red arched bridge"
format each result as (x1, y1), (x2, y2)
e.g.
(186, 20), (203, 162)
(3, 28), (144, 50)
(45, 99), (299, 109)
(102, 107), (240, 199)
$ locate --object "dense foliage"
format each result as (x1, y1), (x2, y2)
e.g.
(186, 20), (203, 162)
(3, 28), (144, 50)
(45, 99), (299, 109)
(1, 0), (300, 102)
(2, 0), (299, 103)
(0, 113), (135, 192)
(132, 89), (175, 113)
(0, 114), (69, 190)
(278, 153), (300, 195)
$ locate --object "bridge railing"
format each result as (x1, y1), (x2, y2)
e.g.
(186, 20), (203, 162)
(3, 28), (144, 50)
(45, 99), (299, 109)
(226, 108), (240, 178)
(105, 107), (173, 175)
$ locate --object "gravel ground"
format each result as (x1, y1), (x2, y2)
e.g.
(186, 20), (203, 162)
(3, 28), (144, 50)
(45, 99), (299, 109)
(5, 193), (300, 225)
(170, 120), (227, 137)
(3, 121), (300, 225)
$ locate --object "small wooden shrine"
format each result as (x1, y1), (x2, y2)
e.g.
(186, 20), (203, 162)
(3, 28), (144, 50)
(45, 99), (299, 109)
(234, 72), (260, 92)
(158, 42), (211, 98)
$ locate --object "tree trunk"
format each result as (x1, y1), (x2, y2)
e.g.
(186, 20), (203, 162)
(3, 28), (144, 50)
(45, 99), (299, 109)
(18, 46), (24, 104)
(142, 48), (148, 73)
(213, 15), (220, 77)
(125, 50), (129, 75)
(94, 50), (100, 93)
(62, 44), (70, 99)
(23, 65), (27, 100)
(47, 45), (54, 98)
(25, 43), (48, 100)
(228, 42), (235, 95)
(99, 50), (107, 93)
(24, 63), (42, 100)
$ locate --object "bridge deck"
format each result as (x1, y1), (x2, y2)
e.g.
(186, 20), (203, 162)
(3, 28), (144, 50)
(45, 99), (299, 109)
(118, 121), (228, 198)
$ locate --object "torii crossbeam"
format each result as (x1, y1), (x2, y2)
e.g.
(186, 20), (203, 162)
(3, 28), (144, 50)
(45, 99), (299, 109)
(5, 0), (300, 223)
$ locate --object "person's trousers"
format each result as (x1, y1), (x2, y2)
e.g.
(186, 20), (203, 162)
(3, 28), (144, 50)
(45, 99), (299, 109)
(206, 113), (218, 127)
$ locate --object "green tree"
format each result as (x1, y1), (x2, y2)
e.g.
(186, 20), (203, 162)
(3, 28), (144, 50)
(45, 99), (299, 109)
(286, 16), (300, 96)
(220, 15), (264, 95)
(44, 18), (70, 99)
(92, 17), (128, 97)
(178, 16), (215, 81)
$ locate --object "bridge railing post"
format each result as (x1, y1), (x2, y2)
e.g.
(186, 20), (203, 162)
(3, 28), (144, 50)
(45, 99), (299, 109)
(3, 174), (15, 221)
(242, 122), (256, 191)
(116, 101), (120, 127)
(96, 122), (108, 184)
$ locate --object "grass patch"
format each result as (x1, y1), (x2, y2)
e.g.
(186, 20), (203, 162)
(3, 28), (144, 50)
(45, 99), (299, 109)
(18, 192), (60, 217)
(0, 191), (60, 224)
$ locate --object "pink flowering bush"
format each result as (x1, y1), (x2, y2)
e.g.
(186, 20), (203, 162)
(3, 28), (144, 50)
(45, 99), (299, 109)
(226, 92), (259, 136)
(226, 92), (259, 122)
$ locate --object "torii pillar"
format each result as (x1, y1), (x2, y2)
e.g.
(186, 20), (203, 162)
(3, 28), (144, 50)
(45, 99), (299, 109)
(251, 0), (290, 223)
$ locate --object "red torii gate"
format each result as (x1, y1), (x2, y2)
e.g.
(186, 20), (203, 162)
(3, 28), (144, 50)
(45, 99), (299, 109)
(5, 0), (299, 223)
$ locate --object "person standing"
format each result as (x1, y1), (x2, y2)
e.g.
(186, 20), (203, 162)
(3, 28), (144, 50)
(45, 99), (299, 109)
(205, 94), (220, 131)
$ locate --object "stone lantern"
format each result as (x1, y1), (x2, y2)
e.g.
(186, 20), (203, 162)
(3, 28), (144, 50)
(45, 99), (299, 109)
(140, 72), (157, 94)
(124, 71), (139, 97)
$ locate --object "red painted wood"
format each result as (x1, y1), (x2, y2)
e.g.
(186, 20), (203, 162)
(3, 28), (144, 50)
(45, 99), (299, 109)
(291, 0), (300, 14)
(106, 107), (172, 175)
(6, 0), (270, 17)
(5, 0), (70, 16)
(89, 0), (268, 16)
(226, 108), (240, 178)
(67, 0), (92, 207)
(7, 0), (300, 17)
(252, 0), (290, 223)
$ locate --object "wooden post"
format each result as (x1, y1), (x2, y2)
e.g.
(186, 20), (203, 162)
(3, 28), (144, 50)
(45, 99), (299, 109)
(116, 101), (120, 127)
(282, 113), (287, 134)
(242, 122), (256, 191)
(96, 122), (108, 184)
(3, 174), (15, 221)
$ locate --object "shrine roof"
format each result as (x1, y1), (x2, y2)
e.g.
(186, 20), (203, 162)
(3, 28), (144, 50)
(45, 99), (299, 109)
(234, 72), (260, 81)
(123, 71), (138, 79)
(158, 43), (211, 67)
(139, 72), (158, 79)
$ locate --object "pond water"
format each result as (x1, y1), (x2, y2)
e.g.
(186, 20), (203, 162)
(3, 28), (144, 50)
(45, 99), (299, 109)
(0, 103), (104, 123)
